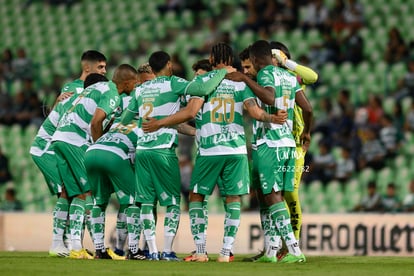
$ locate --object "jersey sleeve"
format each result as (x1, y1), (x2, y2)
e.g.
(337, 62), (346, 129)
(97, 89), (120, 116)
(185, 69), (226, 96)
(257, 68), (277, 91)
(171, 76), (190, 95)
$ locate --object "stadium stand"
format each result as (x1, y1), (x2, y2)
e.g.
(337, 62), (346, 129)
(0, 0), (413, 213)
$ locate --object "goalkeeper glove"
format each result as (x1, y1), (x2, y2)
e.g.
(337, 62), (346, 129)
(272, 49), (297, 71)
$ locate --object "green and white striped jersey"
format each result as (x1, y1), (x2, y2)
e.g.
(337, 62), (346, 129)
(128, 75), (190, 150)
(30, 79), (85, 156)
(87, 95), (138, 160)
(255, 65), (300, 148)
(60, 79), (84, 94)
(194, 70), (255, 156)
(52, 81), (120, 147)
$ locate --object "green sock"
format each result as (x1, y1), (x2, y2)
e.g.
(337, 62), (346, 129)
(141, 203), (157, 253)
(189, 201), (206, 254)
(126, 205), (140, 254)
(221, 201), (241, 256)
(85, 194), (94, 242)
(91, 204), (106, 252)
(269, 201), (299, 254)
(69, 197), (85, 250)
(116, 204), (128, 251)
(164, 205), (180, 253)
(51, 197), (69, 247)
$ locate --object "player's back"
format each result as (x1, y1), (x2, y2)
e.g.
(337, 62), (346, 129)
(52, 81), (119, 146)
(134, 75), (189, 150)
(195, 70), (253, 156)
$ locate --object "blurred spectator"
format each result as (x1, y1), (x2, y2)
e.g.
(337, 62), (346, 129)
(11, 48), (33, 82)
(189, 18), (224, 56)
(384, 27), (408, 65)
(379, 114), (400, 158)
(0, 187), (23, 212)
(333, 89), (355, 146)
(334, 146), (355, 184)
(381, 183), (401, 213)
(392, 101), (405, 142)
(401, 180), (414, 212)
(365, 95), (384, 128)
(358, 127), (386, 171)
(0, 146), (12, 185)
(9, 91), (43, 128)
(0, 91), (13, 125)
(313, 97), (335, 138)
(338, 24), (364, 64)
(171, 53), (187, 79)
(352, 181), (382, 212)
(394, 59), (414, 102)
(299, 0), (329, 32)
(309, 29), (341, 69)
(272, 0), (299, 31)
(304, 140), (336, 185)
(237, 0), (276, 38)
(0, 48), (14, 94)
(404, 101), (414, 132)
(343, 0), (365, 30)
(328, 0), (346, 33)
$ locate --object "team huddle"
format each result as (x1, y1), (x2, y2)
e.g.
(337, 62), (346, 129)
(29, 39), (317, 263)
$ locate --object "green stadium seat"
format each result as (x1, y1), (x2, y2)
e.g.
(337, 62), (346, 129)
(358, 168), (376, 188)
(376, 167), (394, 194)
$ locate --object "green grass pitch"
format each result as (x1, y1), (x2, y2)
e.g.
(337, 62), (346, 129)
(1, 252), (413, 276)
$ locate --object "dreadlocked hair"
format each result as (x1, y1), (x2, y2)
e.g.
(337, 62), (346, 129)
(211, 43), (233, 67)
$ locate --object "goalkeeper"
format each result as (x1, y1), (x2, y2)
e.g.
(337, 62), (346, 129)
(270, 41), (318, 258)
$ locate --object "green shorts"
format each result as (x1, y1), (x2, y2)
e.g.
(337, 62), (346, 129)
(30, 143), (62, 195)
(256, 145), (296, 195)
(84, 148), (135, 206)
(53, 141), (89, 198)
(190, 154), (250, 197)
(134, 148), (181, 206)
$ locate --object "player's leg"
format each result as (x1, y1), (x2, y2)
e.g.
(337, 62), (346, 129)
(186, 155), (220, 262)
(31, 150), (69, 257)
(152, 149), (181, 261)
(279, 146), (305, 259)
(217, 155), (250, 263)
(135, 150), (159, 260)
(54, 141), (92, 259)
(266, 147), (305, 263)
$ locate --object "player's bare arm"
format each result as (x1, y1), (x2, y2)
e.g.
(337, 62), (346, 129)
(226, 72), (275, 105)
(142, 98), (204, 133)
(244, 98), (287, 124)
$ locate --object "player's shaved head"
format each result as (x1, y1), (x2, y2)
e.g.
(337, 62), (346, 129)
(112, 64), (138, 83)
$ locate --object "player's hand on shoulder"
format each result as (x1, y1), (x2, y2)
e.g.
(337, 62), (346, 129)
(225, 71), (245, 82)
(57, 92), (74, 102)
(224, 65), (237, 74)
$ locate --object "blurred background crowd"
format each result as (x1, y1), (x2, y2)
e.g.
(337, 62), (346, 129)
(0, 0), (413, 214)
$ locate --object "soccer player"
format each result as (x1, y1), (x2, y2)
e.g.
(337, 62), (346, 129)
(137, 62), (156, 85)
(52, 64), (138, 259)
(29, 50), (107, 257)
(85, 88), (140, 260)
(226, 40), (312, 263)
(141, 43), (287, 263)
(121, 50), (233, 261)
(270, 41), (318, 258)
